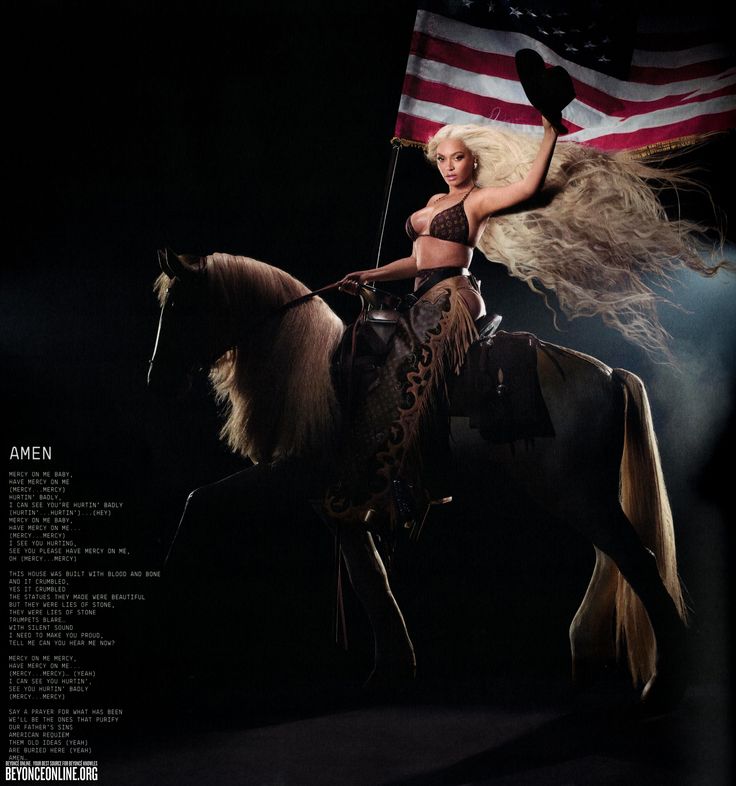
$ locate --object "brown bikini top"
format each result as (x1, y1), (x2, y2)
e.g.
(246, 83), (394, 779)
(405, 187), (475, 246)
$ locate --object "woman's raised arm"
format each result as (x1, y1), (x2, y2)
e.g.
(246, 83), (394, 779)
(474, 116), (558, 217)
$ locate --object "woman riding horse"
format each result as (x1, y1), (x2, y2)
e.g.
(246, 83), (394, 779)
(322, 112), (560, 682)
(319, 104), (722, 691)
(152, 60), (724, 709)
(327, 117), (558, 509)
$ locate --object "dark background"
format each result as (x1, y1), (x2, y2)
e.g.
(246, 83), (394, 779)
(5, 0), (734, 782)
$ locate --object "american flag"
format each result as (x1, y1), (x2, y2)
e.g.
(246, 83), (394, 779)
(395, 0), (736, 152)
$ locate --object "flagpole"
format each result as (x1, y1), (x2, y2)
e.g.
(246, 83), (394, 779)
(373, 138), (403, 268)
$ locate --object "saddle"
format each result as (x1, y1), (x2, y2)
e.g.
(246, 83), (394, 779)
(335, 284), (553, 447)
(334, 284), (501, 412)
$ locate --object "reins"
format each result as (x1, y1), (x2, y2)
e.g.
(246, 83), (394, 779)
(271, 280), (344, 315)
(245, 280), (344, 334)
(260, 280), (401, 326)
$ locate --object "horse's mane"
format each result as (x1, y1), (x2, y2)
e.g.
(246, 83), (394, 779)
(171, 252), (344, 464)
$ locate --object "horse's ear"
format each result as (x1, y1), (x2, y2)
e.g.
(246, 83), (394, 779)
(158, 248), (205, 280)
(157, 248), (176, 278)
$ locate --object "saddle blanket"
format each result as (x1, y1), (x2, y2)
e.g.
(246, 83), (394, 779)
(450, 330), (555, 444)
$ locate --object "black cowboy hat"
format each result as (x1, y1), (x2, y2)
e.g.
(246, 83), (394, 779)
(515, 48), (575, 134)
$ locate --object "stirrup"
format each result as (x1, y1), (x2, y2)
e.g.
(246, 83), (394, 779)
(475, 313), (502, 342)
(407, 496), (453, 541)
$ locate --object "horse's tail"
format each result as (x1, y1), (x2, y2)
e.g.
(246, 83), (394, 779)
(613, 368), (688, 685)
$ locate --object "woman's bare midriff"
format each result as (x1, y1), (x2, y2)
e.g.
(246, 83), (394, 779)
(414, 236), (486, 320)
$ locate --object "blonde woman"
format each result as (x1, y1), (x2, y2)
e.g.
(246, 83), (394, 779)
(330, 114), (723, 514)
(327, 113), (559, 523)
(323, 112), (723, 687)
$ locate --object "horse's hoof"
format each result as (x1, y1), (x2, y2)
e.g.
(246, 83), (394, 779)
(362, 661), (417, 701)
(638, 666), (688, 716)
(638, 615), (689, 715)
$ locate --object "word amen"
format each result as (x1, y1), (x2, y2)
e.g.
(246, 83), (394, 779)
(9, 446), (52, 461)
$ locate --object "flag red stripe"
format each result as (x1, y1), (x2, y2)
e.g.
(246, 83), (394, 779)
(404, 67), (733, 123)
(410, 31), (517, 80)
(395, 108), (736, 152)
(412, 31), (732, 90)
(398, 17), (736, 150)
(629, 58), (735, 85)
(400, 73), (579, 128)
(583, 109), (736, 150)
(572, 80), (734, 118)
(395, 113), (443, 145)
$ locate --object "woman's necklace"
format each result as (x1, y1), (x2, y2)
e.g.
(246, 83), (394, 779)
(435, 183), (476, 203)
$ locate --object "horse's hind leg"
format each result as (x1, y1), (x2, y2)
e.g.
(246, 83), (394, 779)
(572, 503), (687, 711)
(569, 547), (618, 684)
(339, 524), (416, 688)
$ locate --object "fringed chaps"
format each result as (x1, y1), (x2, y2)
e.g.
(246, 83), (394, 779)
(324, 277), (478, 532)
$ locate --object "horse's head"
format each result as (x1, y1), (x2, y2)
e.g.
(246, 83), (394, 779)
(149, 249), (345, 461)
(148, 249), (226, 397)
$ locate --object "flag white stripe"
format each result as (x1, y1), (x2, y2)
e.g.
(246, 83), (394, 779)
(565, 101), (621, 129)
(631, 43), (732, 68)
(567, 94), (736, 141)
(415, 11), (731, 85)
(408, 53), (736, 107)
(407, 55), (528, 103)
(399, 96), (532, 133)
(399, 9), (735, 149)
(399, 93), (735, 143)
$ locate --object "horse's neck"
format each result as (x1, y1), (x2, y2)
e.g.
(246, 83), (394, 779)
(219, 262), (344, 461)
(210, 260), (301, 352)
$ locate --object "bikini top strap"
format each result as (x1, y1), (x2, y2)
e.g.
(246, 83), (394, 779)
(460, 184), (476, 203)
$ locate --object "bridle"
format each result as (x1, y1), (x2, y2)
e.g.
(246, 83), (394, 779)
(152, 248), (402, 379)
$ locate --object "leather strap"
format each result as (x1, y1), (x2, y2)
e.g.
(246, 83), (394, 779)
(272, 280), (343, 316)
(400, 267), (472, 311)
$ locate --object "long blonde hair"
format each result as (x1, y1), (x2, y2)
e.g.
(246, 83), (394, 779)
(427, 124), (726, 359)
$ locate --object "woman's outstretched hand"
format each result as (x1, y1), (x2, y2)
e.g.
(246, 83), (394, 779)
(339, 269), (374, 292)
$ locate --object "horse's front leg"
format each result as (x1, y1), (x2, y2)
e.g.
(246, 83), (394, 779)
(339, 525), (416, 688)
